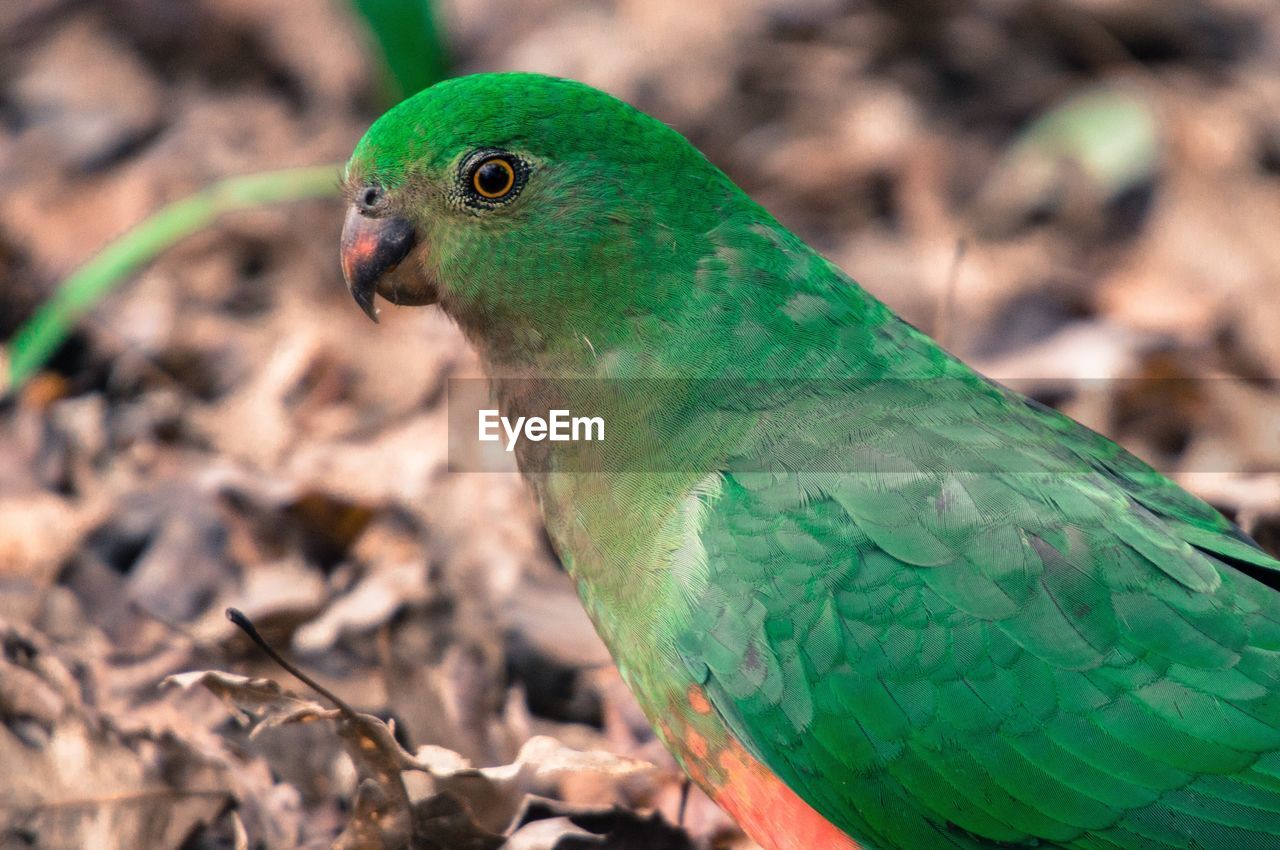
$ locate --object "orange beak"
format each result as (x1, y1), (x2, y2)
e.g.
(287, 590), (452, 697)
(339, 206), (419, 322)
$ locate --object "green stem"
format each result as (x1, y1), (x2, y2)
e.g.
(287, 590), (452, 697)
(350, 0), (449, 101)
(4, 164), (342, 392)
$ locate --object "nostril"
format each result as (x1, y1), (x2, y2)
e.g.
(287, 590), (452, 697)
(360, 185), (382, 211)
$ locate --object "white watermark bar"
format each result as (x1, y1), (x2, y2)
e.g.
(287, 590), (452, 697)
(445, 377), (1279, 474)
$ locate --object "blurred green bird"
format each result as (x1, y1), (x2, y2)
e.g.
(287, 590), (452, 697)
(339, 73), (1280, 850)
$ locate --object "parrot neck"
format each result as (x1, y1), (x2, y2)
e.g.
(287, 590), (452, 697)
(488, 371), (736, 630)
(447, 215), (973, 629)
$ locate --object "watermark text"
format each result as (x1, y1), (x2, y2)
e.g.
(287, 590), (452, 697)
(478, 408), (605, 452)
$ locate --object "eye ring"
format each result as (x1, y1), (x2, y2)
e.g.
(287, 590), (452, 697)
(460, 150), (529, 208)
(472, 157), (516, 199)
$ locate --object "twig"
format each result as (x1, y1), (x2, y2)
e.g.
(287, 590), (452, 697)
(934, 238), (967, 351)
(0, 788), (231, 812)
(225, 608), (357, 717)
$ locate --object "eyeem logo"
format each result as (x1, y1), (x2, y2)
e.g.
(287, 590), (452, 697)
(478, 409), (605, 452)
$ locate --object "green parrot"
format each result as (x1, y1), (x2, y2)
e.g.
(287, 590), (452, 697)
(339, 73), (1280, 850)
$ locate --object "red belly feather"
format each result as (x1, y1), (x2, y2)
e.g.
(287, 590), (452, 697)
(709, 737), (862, 850)
(673, 686), (863, 850)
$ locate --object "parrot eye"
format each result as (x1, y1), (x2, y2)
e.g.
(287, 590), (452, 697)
(460, 150), (528, 207)
(473, 159), (515, 198)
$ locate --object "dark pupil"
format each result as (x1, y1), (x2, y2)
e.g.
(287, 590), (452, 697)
(476, 161), (512, 196)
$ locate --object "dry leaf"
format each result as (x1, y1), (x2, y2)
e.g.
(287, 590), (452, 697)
(163, 670), (336, 733)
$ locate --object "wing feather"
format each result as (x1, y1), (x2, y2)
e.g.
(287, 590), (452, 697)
(678, 384), (1280, 849)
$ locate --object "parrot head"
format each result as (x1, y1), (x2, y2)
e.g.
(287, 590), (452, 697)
(340, 72), (751, 364)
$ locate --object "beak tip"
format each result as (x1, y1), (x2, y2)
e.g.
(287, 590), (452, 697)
(350, 285), (381, 323)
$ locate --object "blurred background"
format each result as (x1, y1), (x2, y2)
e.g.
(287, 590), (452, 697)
(2, 0), (1280, 847)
